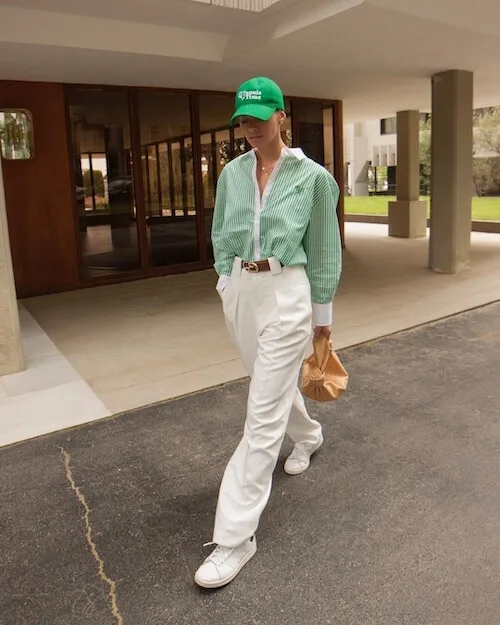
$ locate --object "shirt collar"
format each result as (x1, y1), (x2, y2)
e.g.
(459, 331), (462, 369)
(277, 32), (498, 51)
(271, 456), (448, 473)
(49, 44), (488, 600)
(250, 147), (306, 161)
(282, 147), (306, 160)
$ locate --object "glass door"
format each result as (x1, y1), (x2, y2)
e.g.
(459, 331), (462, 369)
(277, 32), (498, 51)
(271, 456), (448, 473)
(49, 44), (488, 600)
(67, 88), (141, 279)
(198, 95), (237, 261)
(136, 91), (199, 267)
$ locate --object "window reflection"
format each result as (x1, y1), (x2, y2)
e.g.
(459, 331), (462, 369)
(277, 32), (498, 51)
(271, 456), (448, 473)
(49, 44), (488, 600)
(199, 95), (239, 260)
(68, 89), (140, 278)
(0, 109), (34, 160)
(137, 92), (199, 266)
(293, 100), (335, 174)
(293, 100), (325, 164)
(323, 105), (335, 176)
(282, 98), (293, 147)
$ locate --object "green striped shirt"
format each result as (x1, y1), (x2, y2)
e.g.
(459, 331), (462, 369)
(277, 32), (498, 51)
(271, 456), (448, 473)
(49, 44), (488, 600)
(211, 147), (342, 325)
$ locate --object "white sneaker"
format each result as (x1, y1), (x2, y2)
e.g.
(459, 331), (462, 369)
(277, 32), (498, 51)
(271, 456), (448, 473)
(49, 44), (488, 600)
(284, 434), (324, 476)
(194, 536), (257, 589)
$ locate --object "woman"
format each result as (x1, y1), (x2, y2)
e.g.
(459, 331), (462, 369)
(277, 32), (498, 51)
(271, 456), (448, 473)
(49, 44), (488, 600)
(195, 76), (342, 589)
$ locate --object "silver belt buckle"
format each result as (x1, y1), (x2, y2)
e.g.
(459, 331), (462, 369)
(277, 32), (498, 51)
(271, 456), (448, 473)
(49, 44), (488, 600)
(245, 262), (259, 273)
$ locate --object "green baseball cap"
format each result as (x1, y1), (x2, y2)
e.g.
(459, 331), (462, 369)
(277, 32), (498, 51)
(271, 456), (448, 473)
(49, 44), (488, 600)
(230, 76), (285, 124)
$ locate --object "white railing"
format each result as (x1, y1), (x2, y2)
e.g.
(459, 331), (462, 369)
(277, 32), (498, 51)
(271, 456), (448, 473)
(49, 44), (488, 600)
(189, 0), (282, 11)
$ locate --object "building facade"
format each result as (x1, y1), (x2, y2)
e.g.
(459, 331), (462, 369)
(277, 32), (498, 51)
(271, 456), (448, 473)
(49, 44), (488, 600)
(344, 115), (431, 197)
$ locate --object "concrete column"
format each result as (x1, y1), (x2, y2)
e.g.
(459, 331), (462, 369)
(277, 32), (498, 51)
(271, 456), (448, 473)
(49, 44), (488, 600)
(388, 110), (427, 237)
(0, 159), (24, 376)
(429, 70), (473, 273)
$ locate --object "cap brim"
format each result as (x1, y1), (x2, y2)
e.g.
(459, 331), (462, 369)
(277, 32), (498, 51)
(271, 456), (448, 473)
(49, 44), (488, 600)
(230, 103), (276, 125)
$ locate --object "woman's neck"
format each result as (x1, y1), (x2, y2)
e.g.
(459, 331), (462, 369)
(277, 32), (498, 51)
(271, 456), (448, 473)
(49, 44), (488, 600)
(255, 137), (286, 165)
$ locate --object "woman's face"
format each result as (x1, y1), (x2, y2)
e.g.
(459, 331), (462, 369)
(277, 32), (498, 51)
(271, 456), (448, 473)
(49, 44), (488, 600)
(238, 111), (285, 149)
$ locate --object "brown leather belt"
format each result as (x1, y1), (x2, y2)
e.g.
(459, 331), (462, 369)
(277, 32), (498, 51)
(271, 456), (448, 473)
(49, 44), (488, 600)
(242, 260), (282, 273)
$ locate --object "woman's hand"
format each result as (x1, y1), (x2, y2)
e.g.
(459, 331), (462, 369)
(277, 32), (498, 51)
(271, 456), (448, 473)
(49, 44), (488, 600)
(313, 325), (332, 340)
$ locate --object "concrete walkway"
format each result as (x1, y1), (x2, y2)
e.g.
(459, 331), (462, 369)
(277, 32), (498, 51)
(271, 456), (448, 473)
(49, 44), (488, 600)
(2, 302), (500, 624)
(1, 223), (500, 447)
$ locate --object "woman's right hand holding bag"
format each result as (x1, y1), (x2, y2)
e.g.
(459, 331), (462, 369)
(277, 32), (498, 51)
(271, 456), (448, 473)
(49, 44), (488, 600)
(301, 334), (348, 402)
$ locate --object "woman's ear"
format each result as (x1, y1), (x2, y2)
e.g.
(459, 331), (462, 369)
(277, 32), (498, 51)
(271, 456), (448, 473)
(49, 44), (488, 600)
(278, 111), (286, 124)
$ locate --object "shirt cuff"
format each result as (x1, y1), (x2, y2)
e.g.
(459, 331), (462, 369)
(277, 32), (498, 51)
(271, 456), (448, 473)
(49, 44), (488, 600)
(312, 302), (333, 327)
(216, 274), (231, 294)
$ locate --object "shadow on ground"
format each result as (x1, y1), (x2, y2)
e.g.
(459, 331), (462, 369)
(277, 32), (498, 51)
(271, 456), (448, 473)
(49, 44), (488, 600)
(2, 302), (500, 625)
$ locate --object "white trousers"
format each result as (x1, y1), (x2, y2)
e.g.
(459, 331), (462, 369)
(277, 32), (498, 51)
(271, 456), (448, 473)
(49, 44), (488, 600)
(213, 257), (323, 548)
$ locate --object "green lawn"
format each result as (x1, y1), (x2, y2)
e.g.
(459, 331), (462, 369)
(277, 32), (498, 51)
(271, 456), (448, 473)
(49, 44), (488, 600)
(345, 196), (500, 221)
